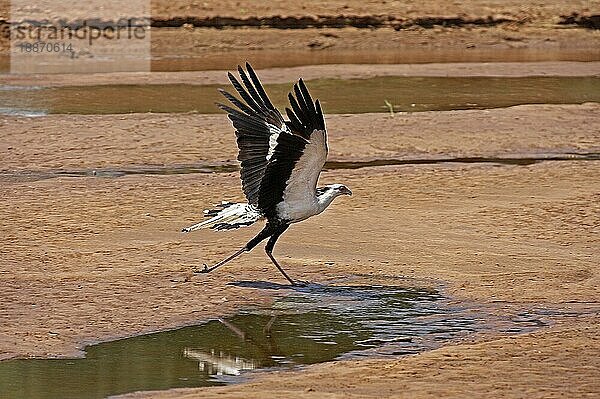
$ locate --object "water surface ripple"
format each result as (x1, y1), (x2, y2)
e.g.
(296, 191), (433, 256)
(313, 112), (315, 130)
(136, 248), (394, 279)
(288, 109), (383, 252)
(0, 282), (552, 399)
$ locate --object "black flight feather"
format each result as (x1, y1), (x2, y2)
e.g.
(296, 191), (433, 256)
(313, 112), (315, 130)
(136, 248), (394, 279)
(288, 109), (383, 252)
(217, 63), (326, 217)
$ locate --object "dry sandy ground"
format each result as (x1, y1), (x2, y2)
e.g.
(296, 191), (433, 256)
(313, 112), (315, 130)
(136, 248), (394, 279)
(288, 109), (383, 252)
(2, 0), (597, 22)
(149, 0), (596, 20)
(1, 104), (599, 397)
(148, 25), (600, 66)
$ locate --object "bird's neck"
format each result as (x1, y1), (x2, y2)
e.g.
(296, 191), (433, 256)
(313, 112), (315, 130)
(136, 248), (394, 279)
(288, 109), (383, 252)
(315, 189), (340, 214)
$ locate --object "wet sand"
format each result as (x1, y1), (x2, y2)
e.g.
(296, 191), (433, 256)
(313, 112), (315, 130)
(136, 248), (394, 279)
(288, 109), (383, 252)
(1, 103), (599, 397)
(2, 62), (600, 87)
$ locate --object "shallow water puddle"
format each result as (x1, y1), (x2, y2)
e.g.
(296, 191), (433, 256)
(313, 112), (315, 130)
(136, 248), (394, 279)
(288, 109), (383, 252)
(0, 282), (544, 399)
(1, 76), (599, 116)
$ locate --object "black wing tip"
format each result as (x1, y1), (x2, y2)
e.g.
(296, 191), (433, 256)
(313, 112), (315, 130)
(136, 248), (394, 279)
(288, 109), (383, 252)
(298, 79), (313, 100)
(298, 82), (311, 104)
(227, 71), (239, 85)
(316, 99), (325, 129)
(286, 78), (326, 134)
(235, 62), (257, 76)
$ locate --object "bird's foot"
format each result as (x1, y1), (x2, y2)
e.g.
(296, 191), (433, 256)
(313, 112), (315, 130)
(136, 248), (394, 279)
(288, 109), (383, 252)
(192, 264), (210, 274)
(291, 280), (310, 287)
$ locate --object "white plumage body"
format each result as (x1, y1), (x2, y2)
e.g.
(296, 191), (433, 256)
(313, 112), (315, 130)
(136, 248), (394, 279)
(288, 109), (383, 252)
(276, 130), (328, 222)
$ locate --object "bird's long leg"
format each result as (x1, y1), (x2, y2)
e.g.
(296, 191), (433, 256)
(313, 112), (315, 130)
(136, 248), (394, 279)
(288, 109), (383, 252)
(266, 251), (295, 285)
(264, 225), (296, 285)
(197, 247), (247, 273)
(196, 224), (274, 275)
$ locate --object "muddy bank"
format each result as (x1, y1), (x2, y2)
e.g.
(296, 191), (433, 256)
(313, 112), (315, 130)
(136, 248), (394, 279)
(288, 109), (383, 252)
(2, 62), (600, 88)
(149, 13), (600, 30)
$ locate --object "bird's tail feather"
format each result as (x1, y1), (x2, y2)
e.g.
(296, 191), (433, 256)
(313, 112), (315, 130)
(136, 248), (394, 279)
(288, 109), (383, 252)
(182, 202), (262, 232)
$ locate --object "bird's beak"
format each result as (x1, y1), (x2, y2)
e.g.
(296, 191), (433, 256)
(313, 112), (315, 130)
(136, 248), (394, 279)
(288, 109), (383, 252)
(341, 187), (353, 196)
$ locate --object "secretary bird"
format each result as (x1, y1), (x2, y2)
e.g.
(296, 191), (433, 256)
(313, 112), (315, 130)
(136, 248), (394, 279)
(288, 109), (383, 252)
(182, 63), (352, 285)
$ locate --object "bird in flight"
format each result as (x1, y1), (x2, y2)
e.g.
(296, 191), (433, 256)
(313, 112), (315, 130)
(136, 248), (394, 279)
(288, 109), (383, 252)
(182, 63), (352, 285)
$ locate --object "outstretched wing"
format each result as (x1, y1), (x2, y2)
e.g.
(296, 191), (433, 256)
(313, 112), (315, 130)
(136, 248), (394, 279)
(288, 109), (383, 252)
(218, 63), (327, 219)
(259, 80), (327, 219)
(217, 63), (288, 206)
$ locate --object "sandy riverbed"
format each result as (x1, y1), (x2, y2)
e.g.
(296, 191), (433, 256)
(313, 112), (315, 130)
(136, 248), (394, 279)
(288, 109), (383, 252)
(1, 0), (600, 395)
(1, 102), (599, 397)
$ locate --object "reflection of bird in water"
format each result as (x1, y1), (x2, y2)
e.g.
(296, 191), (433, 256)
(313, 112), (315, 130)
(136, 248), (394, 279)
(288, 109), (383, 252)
(183, 348), (259, 376)
(182, 63), (352, 285)
(219, 316), (283, 365)
(183, 316), (283, 375)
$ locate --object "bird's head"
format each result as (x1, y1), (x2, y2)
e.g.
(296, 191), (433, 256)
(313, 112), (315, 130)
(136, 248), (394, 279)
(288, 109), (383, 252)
(316, 184), (352, 212)
(328, 183), (353, 197)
